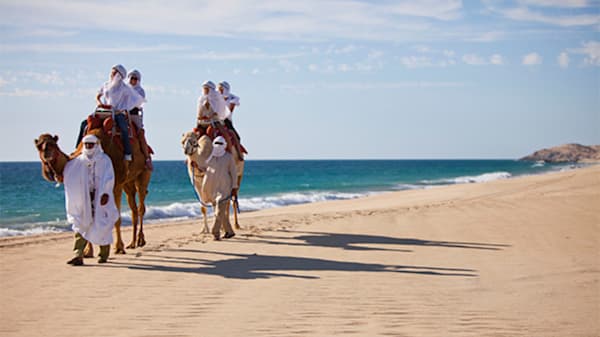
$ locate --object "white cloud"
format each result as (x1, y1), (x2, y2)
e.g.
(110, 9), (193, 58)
(558, 52), (570, 68)
(0, 0), (463, 42)
(0, 43), (191, 54)
(0, 88), (58, 97)
(569, 41), (600, 66)
(490, 54), (505, 65)
(517, 0), (589, 8)
(492, 5), (600, 27)
(462, 54), (487, 65)
(401, 56), (437, 68)
(522, 52), (543, 65)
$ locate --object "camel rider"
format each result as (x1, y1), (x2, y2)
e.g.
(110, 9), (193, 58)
(64, 134), (119, 266)
(197, 81), (228, 123)
(77, 64), (145, 165)
(196, 81), (244, 161)
(127, 69), (153, 170)
(200, 136), (238, 241)
(218, 81), (242, 141)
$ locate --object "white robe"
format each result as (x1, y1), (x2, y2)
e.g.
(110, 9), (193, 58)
(99, 80), (145, 112)
(201, 152), (238, 204)
(64, 152), (118, 245)
(198, 89), (230, 121)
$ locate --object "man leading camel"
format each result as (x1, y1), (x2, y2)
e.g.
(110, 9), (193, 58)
(65, 134), (119, 265)
(201, 136), (238, 241)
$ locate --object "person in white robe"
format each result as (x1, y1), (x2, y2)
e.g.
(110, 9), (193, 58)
(64, 134), (119, 265)
(197, 80), (229, 124)
(218, 81), (242, 141)
(127, 69), (153, 170)
(200, 136), (238, 240)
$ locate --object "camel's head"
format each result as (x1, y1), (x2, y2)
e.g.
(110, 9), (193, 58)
(34, 133), (64, 182)
(181, 131), (199, 156)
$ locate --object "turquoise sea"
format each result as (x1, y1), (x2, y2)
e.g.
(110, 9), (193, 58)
(0, 159), (577, 237)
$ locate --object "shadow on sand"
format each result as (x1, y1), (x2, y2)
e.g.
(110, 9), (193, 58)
(241, 229), (510, 252)
(107, 249), (478, 279)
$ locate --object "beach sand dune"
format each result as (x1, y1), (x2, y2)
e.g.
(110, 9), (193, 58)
(1, 166), (598, 336)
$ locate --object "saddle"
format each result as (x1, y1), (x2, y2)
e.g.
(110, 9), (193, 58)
(87, 109), (154, 155)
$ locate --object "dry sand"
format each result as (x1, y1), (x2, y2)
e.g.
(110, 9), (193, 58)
(1, 166), (599, 337)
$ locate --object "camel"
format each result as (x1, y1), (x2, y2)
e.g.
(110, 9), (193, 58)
(181, 130), (244, 232)
(34, 124), (152, 255)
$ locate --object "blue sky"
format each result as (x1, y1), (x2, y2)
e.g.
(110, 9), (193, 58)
(1, 0), (598, 161)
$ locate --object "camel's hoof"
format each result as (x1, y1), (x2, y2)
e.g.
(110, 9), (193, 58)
(234, 223), (241, 230)
(126, 242), (136, 249)
(114, 248), (127, 255)
(137, 236), (146, 247)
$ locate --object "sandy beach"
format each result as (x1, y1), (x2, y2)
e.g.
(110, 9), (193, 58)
(1, 165), (598, 337)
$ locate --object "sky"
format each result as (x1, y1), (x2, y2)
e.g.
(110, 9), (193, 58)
(0, 0), (598, 161)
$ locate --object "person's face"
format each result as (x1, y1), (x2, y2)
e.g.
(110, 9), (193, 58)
(129, 76), (139, 85)
(218, 86), (224, 94)
(110, 68), (119, 80)
(202, 86), (209, 95)
(84, 142), (96, 150)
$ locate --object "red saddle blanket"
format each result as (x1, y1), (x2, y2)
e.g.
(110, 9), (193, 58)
(87, 115), (154, 155)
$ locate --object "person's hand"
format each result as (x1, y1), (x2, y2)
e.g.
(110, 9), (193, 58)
(231, 188), (238, 198)
(100, 193), (109, 206)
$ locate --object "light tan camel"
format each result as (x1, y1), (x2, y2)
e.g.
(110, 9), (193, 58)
(34, 126), (151, 255)
(181, 130), (244, 231)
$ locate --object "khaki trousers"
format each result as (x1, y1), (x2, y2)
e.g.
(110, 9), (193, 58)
(212, 200), (234, 237)
(73, 232), (109, 260)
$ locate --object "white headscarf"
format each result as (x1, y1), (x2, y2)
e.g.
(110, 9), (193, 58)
(82, 134), (102, 160)
(100, 65), (145, 111)
(127, 69), (146, 99)
(199, 85), (229, 121)
(206, 136), (227, 163)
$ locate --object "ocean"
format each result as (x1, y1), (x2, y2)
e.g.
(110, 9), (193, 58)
(0, 159), (577, 237)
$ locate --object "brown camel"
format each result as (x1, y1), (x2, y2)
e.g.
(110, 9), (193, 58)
(34, 126), (151, 255)
(181, 130), (245, 231)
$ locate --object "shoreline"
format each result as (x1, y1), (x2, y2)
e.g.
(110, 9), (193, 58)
(1, 163), (597, 246)
(0, 161), (592, 240)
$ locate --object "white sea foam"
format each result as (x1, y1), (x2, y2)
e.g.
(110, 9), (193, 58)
(0, 226), (65, 237)
(421, 171), (512, 185)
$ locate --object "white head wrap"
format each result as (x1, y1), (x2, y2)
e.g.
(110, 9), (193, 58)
(202, 80), (216, 90)
(127, 69), (145, 99)
(82, 134), (103, 160)
(101, 66), (145, 111)
(206, 136), (227, 163)
(112, 64), (127, 79)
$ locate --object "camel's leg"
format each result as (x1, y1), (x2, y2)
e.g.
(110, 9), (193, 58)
(136, 171), (151, 247)
(125, 182), (139, 249)
(113, 185), (126, 254)
(233, 175), (243, 229)
(201, 206), (209, 234)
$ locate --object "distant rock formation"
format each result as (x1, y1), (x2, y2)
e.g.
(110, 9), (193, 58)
(521, 144), (600, 163)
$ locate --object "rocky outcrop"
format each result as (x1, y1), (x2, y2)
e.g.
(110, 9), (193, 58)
(520, 144), (600, 163)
